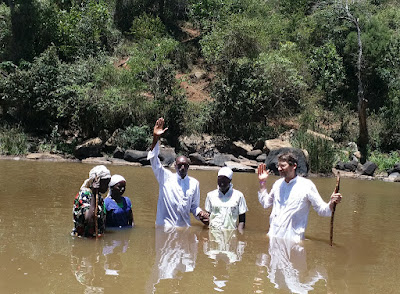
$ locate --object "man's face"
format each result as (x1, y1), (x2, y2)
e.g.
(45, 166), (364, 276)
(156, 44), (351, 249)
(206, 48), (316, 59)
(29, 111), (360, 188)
(176, 156), (189, 179)
(277, 160), (297, 181)
(217, 176), (231, 194)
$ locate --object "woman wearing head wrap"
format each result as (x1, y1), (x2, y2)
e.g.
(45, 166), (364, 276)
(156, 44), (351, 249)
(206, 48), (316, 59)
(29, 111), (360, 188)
(104, 175), (134, 228)
(72, 165), (111, 237)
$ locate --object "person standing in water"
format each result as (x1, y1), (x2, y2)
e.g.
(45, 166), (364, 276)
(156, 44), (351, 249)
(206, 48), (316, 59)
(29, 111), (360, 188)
(147, 117), (209, 227)
(204, 167), (247, 232)
(72, 165), (111, 237)
(105, 174), (134, 228)
(257, 151), (342, 242)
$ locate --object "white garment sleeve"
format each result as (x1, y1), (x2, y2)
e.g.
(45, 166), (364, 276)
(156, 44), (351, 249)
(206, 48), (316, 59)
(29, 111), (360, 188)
(308, 182), (332, 217)
(205, 193), (211, 213)
(258, 186), (274, 209)
(238, 193), (248, 215)
(190, 180), (202, 217)
(147, 142), (165, 183)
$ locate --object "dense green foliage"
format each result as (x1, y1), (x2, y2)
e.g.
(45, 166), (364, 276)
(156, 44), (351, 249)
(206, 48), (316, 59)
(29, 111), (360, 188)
(0, 0), (399, 171)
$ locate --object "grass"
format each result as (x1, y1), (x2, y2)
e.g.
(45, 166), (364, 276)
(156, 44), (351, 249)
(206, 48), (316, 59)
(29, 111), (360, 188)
(0, 125), (29, 155)
(369, 150), (400, 172)
(290, 130), (337, 174)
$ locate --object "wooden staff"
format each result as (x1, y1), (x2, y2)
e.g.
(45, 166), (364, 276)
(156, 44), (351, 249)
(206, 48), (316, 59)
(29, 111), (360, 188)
(94, 190), (99, 238)
(330, 172), (340, 246)
(94, 176), (99, 239)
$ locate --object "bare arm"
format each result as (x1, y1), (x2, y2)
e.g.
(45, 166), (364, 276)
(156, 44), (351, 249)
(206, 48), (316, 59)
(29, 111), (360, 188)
(238, 213), (245, 234)
(84, 178), (100, 223)
(84, 193), (97, 223)
(129, 209), (134, 227)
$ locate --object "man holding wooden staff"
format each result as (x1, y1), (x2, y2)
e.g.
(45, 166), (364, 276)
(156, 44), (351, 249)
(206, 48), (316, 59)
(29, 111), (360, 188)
(257, 151), (342, 243)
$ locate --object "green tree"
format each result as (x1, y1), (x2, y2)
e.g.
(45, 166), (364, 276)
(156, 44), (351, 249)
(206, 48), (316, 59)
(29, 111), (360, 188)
(310, 41), (346, 108)
(9, 0), (58, 62)
(57, 0), (120, 60)
(0, 3), (11, 61)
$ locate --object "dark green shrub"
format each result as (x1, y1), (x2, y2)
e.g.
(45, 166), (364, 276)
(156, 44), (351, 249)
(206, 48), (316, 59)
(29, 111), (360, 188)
(114, 125), (151, 150)
(130, 13), (167, 41)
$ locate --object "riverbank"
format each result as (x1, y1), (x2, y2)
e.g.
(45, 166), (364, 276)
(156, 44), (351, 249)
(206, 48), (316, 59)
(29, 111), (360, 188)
(2, 152), (399, 182)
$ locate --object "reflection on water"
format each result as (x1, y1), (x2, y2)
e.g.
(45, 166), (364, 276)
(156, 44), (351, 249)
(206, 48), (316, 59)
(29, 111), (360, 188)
(70, 231), (132, 294)
(203, 229), (246, 291)
(1, 160), (400, 293)
(256, 238), (326, 294)
(147, 226), (199, 293)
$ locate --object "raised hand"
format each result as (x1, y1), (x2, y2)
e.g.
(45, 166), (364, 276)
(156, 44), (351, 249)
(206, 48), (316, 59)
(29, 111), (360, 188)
(258, 163), (270, 182)
(153, 117), (168, 138)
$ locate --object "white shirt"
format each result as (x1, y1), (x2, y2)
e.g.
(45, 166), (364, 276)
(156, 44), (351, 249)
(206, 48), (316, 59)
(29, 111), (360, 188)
(147, 142), (202, 227)
(205, 185), (248, 230)
(258, 176), (331, 242)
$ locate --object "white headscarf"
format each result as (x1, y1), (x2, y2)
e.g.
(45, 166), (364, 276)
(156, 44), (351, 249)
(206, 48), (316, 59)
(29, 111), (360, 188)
(109, 174), (126, 187)
(81, 165), (111, 189)
(107, 174), (126, 197)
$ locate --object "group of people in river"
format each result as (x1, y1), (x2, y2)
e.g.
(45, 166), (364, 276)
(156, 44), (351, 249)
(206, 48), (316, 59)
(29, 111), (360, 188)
(72, 117), (342, 243)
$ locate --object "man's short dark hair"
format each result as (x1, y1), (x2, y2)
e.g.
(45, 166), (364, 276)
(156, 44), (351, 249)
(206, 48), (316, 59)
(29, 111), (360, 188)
(278, 151), (298, 166)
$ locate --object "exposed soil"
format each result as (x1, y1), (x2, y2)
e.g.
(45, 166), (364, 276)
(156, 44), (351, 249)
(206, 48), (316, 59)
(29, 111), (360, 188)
(176, 69), (214, 103)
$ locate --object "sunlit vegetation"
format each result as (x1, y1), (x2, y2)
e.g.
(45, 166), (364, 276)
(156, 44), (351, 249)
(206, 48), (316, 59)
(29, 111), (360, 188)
(0, 0), (399, 170)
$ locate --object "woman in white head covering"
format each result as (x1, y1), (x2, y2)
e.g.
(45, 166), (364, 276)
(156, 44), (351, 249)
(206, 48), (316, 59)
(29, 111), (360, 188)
(104, 174), (134, 228)
(72, 165), (111, 237)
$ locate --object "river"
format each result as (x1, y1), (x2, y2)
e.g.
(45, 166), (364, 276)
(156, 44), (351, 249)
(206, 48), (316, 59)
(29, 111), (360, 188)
(0, 160), (399, 293)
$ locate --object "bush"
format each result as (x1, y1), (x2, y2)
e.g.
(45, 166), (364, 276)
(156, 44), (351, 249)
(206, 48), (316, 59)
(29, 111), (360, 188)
(0, 125), (29, 155)
(290, 130), (337, 174)
(0, 47), (62, 133)
(130, 13), (167, 41)
(369, 150), (400, 172)
(200, 15), (262, 66)
(114, 125), (151, 150)
(208, 52), (306, 142)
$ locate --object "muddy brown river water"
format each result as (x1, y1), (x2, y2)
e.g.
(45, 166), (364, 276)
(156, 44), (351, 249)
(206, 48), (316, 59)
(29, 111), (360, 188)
(0, 160), (399, 293)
